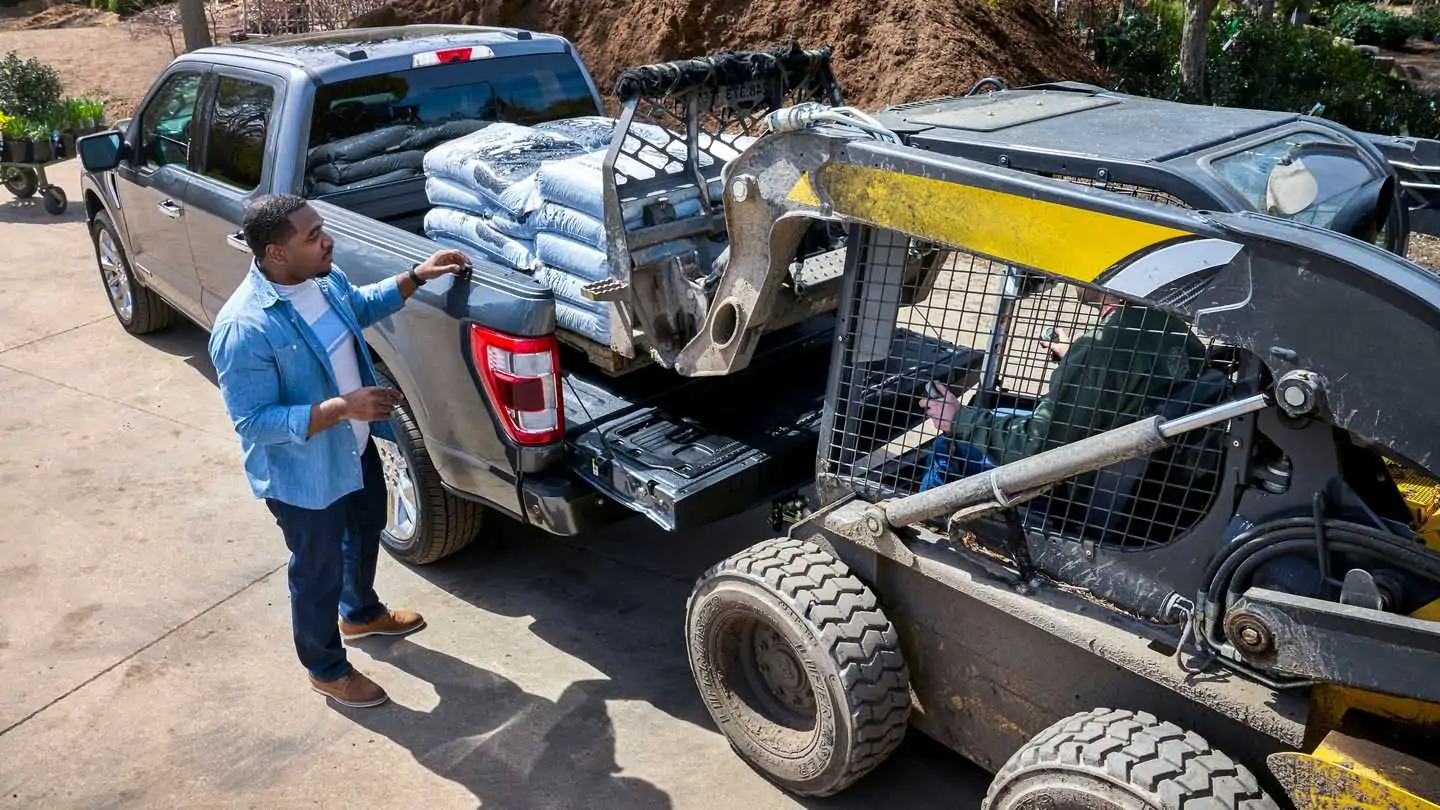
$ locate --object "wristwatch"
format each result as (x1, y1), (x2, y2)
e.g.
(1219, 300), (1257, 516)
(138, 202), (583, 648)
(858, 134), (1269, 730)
(407, 262), (427, 286)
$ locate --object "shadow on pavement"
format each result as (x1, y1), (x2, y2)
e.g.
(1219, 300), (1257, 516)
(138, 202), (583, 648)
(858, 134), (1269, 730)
(0, 195), (86, 225)
(405, 511), (992, 807)
(133, 318), (218, 385)
(344, 639), (674, 810)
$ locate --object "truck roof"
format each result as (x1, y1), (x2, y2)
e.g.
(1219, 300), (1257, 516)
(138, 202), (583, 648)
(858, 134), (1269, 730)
(187, 24), (573, 81)
(877, 84), (1308, 163)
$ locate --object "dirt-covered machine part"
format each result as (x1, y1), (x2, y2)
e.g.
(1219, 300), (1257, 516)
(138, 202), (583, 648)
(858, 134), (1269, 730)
(682, 105), (1440, 807)
(578, 43), (854, 372)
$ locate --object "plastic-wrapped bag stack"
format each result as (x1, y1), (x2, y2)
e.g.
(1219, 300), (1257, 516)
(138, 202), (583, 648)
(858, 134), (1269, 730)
(306, 120), (487, 197)
(421, 115), (756, 344)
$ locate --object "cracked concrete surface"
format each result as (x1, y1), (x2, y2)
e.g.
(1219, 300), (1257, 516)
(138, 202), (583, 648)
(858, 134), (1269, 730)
(0, 163), (990, 808)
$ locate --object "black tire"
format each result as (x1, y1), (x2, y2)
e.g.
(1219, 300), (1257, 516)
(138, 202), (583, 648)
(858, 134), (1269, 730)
(373, 365), (483, 565)
(91, 210), (174, 334)
(685, 537), (911, 797)
(41, 185), (66, 215)
(982, 708), (1281, 810)
(3, 167), (38, 198)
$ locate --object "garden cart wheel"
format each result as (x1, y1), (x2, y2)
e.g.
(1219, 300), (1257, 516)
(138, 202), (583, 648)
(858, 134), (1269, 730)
(41, 185), (67, 215)
(3, 167), (38, 199)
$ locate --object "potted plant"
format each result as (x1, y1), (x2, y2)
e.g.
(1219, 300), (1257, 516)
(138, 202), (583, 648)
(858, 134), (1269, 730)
(0, 111), (29, 163)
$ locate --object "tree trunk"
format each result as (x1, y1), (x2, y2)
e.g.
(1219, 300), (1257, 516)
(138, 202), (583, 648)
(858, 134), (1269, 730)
(179, 0), (213, 52)
(1179, 0), (1213, 99)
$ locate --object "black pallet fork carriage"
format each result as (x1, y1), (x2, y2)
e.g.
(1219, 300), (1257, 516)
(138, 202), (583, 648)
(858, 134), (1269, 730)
(679, 77), (1440, 808)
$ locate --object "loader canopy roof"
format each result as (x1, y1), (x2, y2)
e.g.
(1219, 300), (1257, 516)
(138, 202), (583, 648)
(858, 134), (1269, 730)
(877, 86), (1304, 163)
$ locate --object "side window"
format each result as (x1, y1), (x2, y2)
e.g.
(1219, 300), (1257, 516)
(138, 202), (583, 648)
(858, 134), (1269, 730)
(137, 71), (203, 169)
(202, 75), (275, 191)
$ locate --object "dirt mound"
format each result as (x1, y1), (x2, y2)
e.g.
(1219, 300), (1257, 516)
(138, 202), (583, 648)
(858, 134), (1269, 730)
(3, 3), (113, 29)
(355, 0), (1104, 112)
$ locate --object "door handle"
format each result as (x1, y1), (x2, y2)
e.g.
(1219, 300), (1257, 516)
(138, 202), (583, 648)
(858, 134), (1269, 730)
(156, 199), (182, 219)
(226, 232), (251, 253)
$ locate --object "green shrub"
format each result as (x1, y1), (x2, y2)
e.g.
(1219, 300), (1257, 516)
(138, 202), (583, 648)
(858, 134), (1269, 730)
(1327, 2), (1419, 47)
(1092, 11), (1440, 137)
(0, 51), (63, 120)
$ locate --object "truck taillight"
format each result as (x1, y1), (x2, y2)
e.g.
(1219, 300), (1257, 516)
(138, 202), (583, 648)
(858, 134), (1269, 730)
(468, 324), (564, 446)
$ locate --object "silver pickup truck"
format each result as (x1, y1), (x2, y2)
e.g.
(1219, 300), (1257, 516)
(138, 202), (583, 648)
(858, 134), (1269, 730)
(71, 26), (878, 564)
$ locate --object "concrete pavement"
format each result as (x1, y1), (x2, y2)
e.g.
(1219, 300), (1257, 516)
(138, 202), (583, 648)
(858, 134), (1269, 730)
(0, 161), (991, 808)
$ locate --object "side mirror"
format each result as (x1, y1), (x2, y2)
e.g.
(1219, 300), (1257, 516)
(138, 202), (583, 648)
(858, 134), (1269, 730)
(77, 130), (128, 173)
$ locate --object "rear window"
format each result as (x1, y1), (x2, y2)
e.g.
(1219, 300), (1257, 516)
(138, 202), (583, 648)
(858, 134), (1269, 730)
(307, 52), (600, 150)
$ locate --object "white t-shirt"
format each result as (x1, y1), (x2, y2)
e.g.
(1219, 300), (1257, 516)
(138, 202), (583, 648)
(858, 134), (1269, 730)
(273, 279), (369, 450)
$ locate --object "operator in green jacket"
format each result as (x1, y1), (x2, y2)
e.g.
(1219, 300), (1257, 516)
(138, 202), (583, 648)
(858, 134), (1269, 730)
(918, 287), (1207, 493)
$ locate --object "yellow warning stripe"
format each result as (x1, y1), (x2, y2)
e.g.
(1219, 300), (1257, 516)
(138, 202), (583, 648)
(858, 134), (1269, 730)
(801, 163), (1195, 283)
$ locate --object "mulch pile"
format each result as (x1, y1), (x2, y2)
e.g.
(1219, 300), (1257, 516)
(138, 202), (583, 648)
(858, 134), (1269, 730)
(355, 0), (1105, 111)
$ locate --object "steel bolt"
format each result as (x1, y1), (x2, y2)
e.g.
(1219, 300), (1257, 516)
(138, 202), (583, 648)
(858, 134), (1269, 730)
(730, 176), (752, 203)
(1239, 626), (1262, 647)
(865, 513), (883, 536)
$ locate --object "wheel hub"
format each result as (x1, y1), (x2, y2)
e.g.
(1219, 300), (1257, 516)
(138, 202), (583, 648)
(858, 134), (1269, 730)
(374, 437), (418, 542)
(98, 231), (132, 322)
(753, 624), (816, 715)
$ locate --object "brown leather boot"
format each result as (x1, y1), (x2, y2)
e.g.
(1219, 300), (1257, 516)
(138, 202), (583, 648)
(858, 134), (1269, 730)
(308, 669), (388, 708)
(340, 608), (426, 641)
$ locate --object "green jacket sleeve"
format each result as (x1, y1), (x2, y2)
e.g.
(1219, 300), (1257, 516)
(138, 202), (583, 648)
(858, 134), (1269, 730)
(947, 334), (1107, 467)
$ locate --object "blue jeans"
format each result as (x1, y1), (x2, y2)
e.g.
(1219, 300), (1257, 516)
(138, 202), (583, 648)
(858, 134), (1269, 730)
(265, 438), (389, 681)
(919, 408), (1031, 492)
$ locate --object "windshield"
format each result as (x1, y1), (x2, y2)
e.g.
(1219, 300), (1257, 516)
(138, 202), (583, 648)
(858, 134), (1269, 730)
(1209, 131), (1382, 230)
(308, 52), (600, 150)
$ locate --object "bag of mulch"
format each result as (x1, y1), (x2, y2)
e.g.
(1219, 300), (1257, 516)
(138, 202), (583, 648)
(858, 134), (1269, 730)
(532, 197), (706, 251)
(425, 206), (537, 271)
(556, 300), (610, 344)
(534, 231), (611, 281)
(401, 119), (491, 152)
(535, 150), (685, 223)
(534, 265), (608, 312)
(311, 150), (426, 186)
(307, 124), (415, 170)
(310, 167), (419, 198)
(423, 122), (592, 218)
(425, 176), (536, 239)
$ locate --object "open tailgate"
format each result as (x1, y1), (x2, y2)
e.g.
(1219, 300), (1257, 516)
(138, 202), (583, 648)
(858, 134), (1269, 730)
(562, 317), (981, 532)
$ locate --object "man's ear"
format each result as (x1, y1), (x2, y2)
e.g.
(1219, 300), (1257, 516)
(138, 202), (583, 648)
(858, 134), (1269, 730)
(263, 243), (285, 265)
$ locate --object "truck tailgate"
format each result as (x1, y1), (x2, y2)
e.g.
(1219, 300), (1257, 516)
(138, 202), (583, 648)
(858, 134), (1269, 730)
(562, 316), (979, 532)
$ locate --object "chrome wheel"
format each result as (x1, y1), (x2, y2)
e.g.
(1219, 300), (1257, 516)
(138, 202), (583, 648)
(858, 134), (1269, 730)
(98, 229), (133, 322)
(375, 437), (419, 543)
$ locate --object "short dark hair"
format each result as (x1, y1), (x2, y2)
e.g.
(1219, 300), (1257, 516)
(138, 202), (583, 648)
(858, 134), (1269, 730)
(241, 194), (309, 260)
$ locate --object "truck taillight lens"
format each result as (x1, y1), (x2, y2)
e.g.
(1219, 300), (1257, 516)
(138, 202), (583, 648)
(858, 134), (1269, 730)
(468, 324), (564, 446)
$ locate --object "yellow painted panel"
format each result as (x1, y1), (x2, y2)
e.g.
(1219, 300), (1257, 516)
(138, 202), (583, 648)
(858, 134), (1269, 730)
(816, 163), (1195, 282)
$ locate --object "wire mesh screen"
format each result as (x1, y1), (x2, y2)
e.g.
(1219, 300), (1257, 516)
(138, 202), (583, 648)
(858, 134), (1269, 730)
(822, 227), (1236, 551)
(1046, 174), (1192, 210)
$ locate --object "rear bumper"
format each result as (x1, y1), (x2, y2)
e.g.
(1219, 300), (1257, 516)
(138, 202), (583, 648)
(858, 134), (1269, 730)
(518, 471), (633, 536)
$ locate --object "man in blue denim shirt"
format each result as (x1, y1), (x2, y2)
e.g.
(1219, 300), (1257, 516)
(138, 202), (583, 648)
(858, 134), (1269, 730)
(209, 194), (467, 708)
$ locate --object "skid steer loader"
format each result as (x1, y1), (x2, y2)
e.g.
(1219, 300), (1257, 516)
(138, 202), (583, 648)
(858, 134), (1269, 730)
(641, 47), (1440, 810)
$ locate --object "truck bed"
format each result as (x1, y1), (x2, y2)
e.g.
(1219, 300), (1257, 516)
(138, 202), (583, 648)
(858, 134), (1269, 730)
(561, 317), (981, 531)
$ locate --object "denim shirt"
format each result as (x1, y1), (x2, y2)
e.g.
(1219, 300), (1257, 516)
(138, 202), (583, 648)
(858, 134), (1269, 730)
(208, 262), (405, 510)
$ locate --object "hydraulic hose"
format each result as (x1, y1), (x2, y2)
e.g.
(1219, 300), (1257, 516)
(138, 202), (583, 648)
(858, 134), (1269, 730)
(1199, 518), (1440, 646)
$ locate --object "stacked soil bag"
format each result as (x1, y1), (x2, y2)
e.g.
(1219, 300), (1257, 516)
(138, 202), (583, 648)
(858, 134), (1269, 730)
(421, 115), (754, 344)
(306, 119), (487, 196)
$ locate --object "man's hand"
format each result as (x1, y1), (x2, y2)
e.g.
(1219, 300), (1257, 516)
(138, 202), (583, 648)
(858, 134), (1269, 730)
(413, 248), (469, 282)
(1039, 325), (1072, 361)
(341, 386), (405, 421)
(919, 381), (961, 433)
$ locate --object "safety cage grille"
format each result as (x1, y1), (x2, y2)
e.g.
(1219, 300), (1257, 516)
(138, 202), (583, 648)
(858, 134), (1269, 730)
(819, 226), (1239, 552)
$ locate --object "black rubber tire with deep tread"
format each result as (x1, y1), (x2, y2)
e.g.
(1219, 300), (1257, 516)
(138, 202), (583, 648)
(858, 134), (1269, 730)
(91, 210), (175, 335)
(983, 708), (1281, 810)
(373, 365), (483, 565)
(685, 537), (911, 798)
